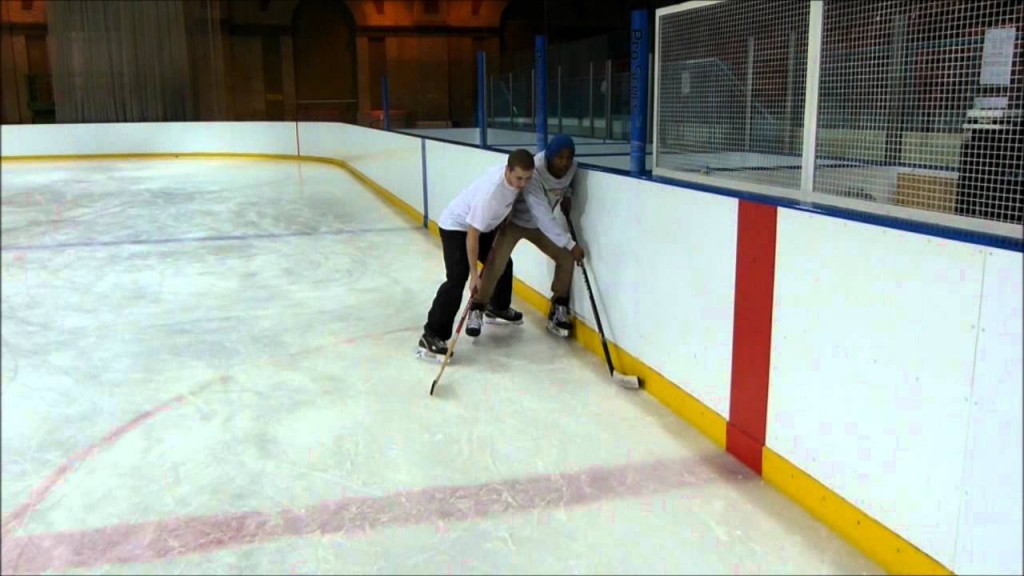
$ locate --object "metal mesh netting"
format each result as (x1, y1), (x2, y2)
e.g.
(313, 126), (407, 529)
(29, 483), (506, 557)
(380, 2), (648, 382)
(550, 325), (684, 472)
(655, 0), (1023, 237)
(655, 1), (810, 193)
(815, 0), (1022, 226)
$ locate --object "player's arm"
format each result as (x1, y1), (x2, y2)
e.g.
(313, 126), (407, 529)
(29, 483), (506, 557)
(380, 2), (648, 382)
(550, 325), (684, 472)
(465, 191), (495, 294)
(525, 185), (584, 261)
(526, 188), (572, 248)
(466, 225), (481, 291)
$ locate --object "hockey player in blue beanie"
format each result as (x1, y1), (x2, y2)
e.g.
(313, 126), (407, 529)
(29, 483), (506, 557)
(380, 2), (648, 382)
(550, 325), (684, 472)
(545, 134), (575, 160)
(468, 134), (584, 340)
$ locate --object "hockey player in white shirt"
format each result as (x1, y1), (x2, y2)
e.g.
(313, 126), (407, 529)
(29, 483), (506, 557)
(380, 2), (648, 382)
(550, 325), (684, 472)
(417, 149), (535, 362)
(470, 134), (584, 339)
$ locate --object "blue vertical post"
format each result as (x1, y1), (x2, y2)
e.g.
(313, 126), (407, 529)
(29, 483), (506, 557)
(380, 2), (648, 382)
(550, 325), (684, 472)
(381, 75), (390, 130)
(420, 139), (429, 229)
(535, 35), (548, 152)
(477, 51), (487, 148)
(630, 9), (650, 175)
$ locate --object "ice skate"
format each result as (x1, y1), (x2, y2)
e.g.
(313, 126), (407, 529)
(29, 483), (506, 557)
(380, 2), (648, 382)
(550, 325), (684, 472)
(547, 298), (572, 338)
(484, 306), (524, 326)
(415, 331), (450, 363)
(466, 308), (484, 337)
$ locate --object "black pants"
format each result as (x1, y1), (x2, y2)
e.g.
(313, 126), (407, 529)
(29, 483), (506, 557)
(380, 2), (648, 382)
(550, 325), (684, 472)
(424, 227), (514, 340)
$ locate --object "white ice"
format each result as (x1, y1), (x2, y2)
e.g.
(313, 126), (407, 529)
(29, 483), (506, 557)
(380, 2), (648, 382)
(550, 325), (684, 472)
(0, 157), (881, 575)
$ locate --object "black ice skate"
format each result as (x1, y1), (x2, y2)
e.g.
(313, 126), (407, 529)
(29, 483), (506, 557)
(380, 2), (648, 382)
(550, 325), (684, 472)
(416, 331), (450, 363)
(484, 306), (524, 326)
(466, 308), (484, 337)
(547, 297), (572, 338)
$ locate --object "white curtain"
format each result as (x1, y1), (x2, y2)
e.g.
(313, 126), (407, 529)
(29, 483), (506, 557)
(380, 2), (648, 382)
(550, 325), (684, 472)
(47, 0), (226, 123)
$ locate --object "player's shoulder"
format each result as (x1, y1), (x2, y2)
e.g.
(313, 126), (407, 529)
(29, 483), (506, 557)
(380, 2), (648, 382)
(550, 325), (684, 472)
(465, 164), (502, 190)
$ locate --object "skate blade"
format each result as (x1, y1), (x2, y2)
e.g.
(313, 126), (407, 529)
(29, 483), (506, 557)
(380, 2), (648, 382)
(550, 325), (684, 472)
(546, 324), (570, 338)
(415, 349), (445, 364)
(485, 317), (524, 326)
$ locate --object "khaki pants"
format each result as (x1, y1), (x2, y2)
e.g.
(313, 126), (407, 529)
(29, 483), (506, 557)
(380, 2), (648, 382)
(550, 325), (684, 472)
(475, 222), (575, 306)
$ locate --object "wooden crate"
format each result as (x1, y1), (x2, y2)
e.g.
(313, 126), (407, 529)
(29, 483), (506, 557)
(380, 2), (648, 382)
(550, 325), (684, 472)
(895, 172), (958, 214)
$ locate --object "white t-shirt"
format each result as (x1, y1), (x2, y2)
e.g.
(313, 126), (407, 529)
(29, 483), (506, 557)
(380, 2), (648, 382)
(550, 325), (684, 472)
(509, 151), (578, 249)
(437, 164), (520, 233)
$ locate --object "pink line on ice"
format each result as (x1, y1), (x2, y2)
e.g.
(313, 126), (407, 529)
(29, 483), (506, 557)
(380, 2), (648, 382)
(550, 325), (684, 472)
(2, 453), (753, 573)
(0, 324), (418, 546)
(1, 377), (222, 541)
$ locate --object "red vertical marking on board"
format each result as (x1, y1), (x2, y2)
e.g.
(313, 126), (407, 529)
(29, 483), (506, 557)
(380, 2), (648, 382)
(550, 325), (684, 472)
(727, 200), (778, 476)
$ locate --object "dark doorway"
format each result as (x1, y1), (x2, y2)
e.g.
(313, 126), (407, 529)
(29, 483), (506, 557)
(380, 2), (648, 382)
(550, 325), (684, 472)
(292, 0), (357, 122)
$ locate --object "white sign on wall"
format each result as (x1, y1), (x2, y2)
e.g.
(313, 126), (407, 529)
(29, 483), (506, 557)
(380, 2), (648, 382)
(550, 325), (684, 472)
(980, 27), (1016, 86)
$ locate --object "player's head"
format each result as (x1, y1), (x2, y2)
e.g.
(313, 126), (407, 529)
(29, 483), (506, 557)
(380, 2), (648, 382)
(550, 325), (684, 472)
(504, 148), (535, 191)
(544, 135), (575, 179)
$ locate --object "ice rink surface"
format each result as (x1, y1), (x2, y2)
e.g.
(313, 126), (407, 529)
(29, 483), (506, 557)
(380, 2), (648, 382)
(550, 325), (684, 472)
(0, 157), (881, 574)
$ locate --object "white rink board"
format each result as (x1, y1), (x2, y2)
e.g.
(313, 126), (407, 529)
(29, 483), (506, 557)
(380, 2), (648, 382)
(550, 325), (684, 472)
(566, 169), (738, 418)
(766, 210), (984, 568)
(953, 247), (1024, 575)
(0, 122), (298, 158)
(298, 122), (424, 216)
(398, 127), (480, 145)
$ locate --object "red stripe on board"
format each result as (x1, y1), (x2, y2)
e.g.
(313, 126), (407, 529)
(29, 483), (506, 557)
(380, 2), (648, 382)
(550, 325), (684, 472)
(727, 200), (778, 475)
(726, 423), (764, 476)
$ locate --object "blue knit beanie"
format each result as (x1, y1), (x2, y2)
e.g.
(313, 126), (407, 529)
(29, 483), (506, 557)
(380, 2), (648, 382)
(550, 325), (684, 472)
(545, 134), (575, 159)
